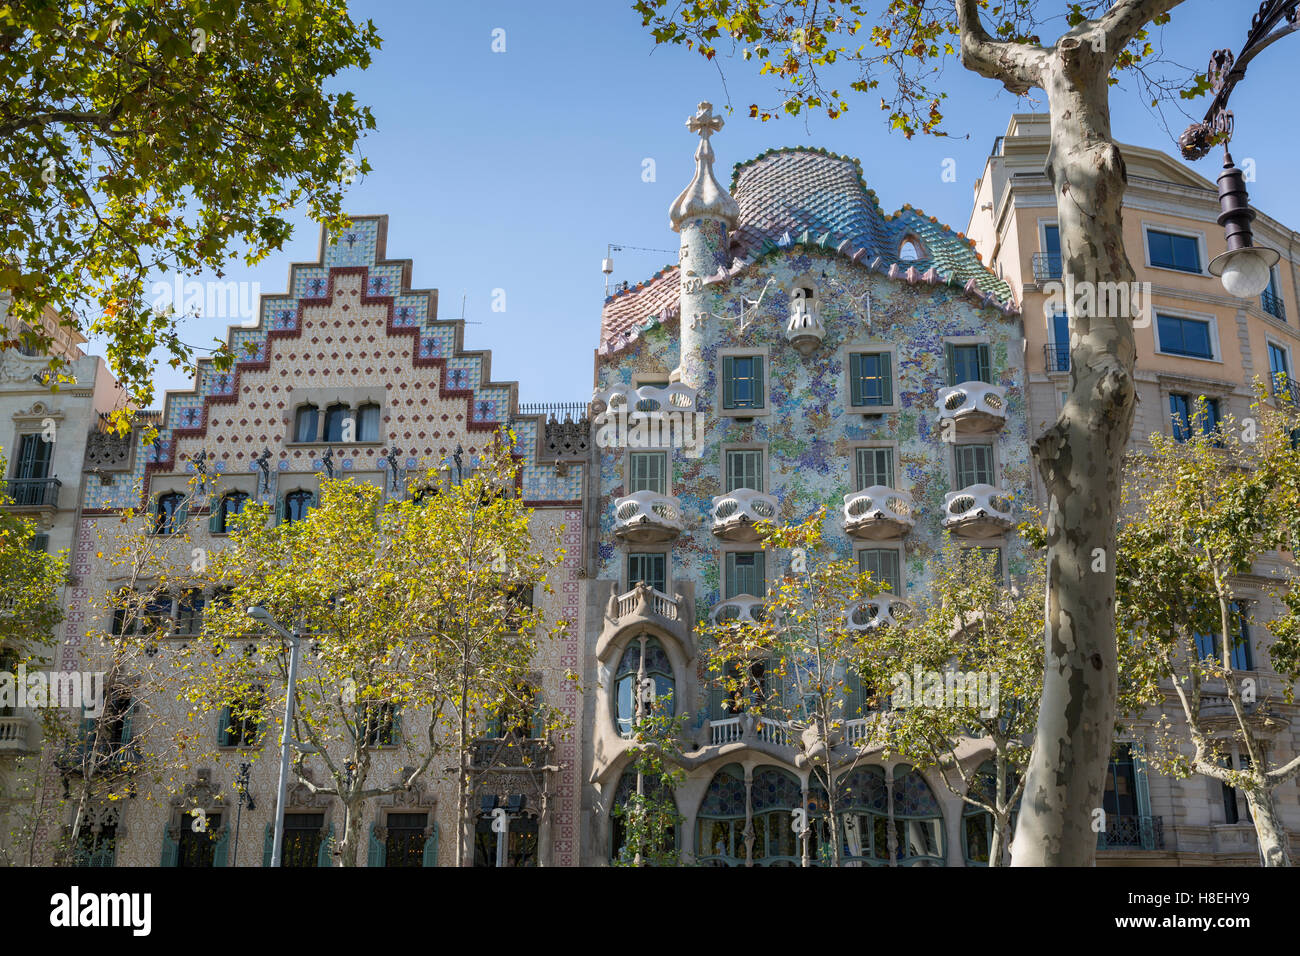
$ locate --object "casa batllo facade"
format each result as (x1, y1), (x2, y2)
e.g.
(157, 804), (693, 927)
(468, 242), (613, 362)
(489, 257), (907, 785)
(33, 218), (590, 867)
(581, 104), (1034, 866)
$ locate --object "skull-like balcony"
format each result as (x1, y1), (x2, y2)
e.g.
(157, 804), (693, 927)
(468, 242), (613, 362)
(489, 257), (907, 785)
(710, 488), (778, 542)
(842, 486), (914, 540)
(942, 484), (1014, 537)
(613, 490), (685, 544)
(709, 595), (766, 626)
(591, 382), (697, 416)
(936, 382), (1007, 434)
(846, 597), (910, 631)
(785, 307), (825, 355)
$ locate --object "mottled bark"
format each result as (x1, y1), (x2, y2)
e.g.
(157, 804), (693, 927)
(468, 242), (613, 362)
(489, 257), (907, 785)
(1243, 787), (1293, 867)
(1013, 38), (1138, 868)
(952, 0), (1200, 865)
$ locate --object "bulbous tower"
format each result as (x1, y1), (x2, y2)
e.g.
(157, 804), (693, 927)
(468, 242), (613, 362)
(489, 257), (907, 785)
(669, 102), (739, 391)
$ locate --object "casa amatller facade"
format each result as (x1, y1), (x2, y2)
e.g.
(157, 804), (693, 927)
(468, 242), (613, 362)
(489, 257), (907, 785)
(2, 102), (1298, 866)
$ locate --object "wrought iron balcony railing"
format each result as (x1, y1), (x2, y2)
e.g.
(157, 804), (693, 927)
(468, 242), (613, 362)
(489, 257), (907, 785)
(0, 477), (61, 508)
(1032, 253), (1062, 281)
(1261, 289), (1286, 322)
(1097, 814), (1164, 851)
(1043, 344), (1070, 373)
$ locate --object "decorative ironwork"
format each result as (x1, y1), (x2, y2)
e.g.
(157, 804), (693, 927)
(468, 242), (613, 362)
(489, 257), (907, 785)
(1179, 1), (1300, 159)
(0, 477), (61, 507)
(1097, 814), (1165, 851)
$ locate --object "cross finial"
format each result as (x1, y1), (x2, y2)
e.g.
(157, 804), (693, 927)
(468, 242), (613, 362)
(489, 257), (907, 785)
(686, 101), (724, 141)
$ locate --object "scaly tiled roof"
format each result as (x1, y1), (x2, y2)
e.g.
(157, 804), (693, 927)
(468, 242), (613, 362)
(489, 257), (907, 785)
(599, 147), (1016, 356)
(598, 266), (680, 355)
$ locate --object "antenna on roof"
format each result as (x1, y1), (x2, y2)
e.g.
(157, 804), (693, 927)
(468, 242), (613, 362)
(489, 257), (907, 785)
(457, 293), (482, 325)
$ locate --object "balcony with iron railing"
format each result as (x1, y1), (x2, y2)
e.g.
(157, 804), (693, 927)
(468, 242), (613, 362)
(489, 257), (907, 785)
(1261, 289), (1286, 322)
(469, 736), (551, 771)
(613, 491), (685, 544)
(1043, 344), (1070, 373)
(935, 383), (1007, 434)
(1032, 253), (1062, 282)
(710, 489), (778, 542)
(1097, 814), (1164, 851)
(942, 485), (1014, 538)
(0, 477), (61, 509)
(842, 486), (914, 540)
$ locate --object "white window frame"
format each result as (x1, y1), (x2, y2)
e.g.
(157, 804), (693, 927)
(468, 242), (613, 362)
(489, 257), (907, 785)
(1153, 307), (1222, 364)
(1141, 222), (1209, 278)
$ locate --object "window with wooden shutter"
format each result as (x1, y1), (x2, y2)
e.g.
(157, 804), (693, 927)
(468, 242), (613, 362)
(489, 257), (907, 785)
(724, 449), (763, 492)
(954, 444), (995, 488)
(849, 352), (893, 407)
(855, 447), (895, 490)
(628, 452), (667, 494)
(722, 355), (764, 410)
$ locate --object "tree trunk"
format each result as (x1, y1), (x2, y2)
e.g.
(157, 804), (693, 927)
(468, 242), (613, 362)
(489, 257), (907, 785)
(1243, 786), (1293, 867)
(989, 815), (1008, 868)
(1012, 40), (1138, 867)
(338, 796), (363, 867)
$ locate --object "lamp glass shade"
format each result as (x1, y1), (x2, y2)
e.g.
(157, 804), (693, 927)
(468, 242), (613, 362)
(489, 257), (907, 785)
(1211, 247), (1279, 299)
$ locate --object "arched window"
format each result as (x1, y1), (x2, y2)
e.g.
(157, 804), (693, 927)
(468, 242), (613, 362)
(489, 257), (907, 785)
(962, 761), (1021, 866)
(891, 764), (945, 865)
(696, 763), (748, 867)
(215, 492), (249, 534)
(826, 765), (892, 866)
(293, 404), (319, 443)
(750, 767), (802, 866)
(356, 403), (381, 442)
(155, 493), (185, 534)
(284, 490), (314, 524)
(324, 403), (350, 442)
(610, 766), (678, 864)
(899, 239), (923, 261)
(614, 637), (674, 738)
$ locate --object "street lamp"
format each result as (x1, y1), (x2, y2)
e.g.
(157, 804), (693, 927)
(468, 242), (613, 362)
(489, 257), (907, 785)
(247, 605), (303, 868)
(1179, 0), (1298, 298)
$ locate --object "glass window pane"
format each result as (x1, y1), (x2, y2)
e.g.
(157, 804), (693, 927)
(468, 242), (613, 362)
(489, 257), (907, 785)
(628, 553), (667, 593)
(859, 549), (901, 593)
(294, 406), (318, 442)
(725, 551), (765, 599)
(855, 447), (894, 489)
(628, 452), (667, 495)
(955, 445), (994, 487)
(725, 450), (763, 492)
(357, 404), (380, 442)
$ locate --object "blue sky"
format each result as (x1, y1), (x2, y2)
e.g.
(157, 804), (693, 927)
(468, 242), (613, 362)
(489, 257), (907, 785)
(130, 0), (1300, 405)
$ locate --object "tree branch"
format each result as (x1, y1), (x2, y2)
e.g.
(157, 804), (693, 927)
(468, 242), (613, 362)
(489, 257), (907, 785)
(1097, 0), (1190, 58)
(953, 0), (1048, 94)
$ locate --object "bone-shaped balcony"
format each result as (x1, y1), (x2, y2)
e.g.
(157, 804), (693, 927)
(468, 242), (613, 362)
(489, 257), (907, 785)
(710, 488), (778, 542)
(709, 595), (766, 626)
(784, 307), (825, 355)
(936, 382), (1007, 434)
(842, 486), (914, 540)
(845, 597), (910, 631)
(941, 484), (1014, 537)
(613, 491), (685, 544)
(591, 383), (697, 416)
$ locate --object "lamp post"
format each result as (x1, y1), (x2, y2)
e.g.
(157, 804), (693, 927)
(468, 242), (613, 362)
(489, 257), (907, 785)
(1179, 0), (1298, 298)
(247, 605), (303, 867)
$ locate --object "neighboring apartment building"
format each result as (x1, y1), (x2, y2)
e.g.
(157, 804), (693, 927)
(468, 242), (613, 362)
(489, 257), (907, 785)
(966, 112), (1300, 864)
(29, 218), (590, 867)
(0, 298), (122, 862)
